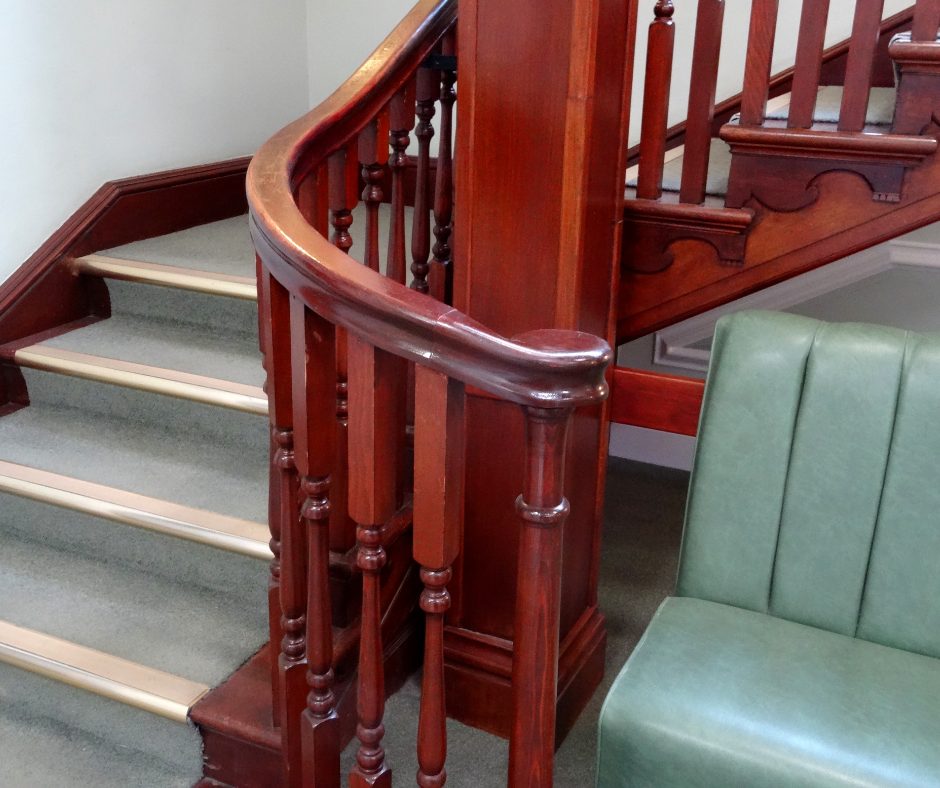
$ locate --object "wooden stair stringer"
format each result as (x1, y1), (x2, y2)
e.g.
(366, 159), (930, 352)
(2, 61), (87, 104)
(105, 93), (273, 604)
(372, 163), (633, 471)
(618, 133), (940, 342)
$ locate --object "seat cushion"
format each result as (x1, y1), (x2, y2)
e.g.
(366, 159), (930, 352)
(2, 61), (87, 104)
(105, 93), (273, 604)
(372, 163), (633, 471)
(597, 597), (940, 788)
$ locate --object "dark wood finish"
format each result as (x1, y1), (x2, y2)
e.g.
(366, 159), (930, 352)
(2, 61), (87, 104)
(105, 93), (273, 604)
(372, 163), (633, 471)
(388, 80), (417, 285)
(429, 31), (457, 303)
(360, 114), (390, 273)
(913, 0), (940, 39)
(508, 407), (572, 788)
(788, 0), (832, 129)
(890, 35), (940, 134)
(721, 125), (936, 210)
(329, 145), (359, 255)
(679, 0), (725, 205)
(622, 200), (752, 272)
(609, 367), (704, 436)
(636, 0), (675, 200)
(411, 67), (439, 294)
(291, 298), (341, 788)
(839, 0), (886, 132)
(739, 0), (779, 126)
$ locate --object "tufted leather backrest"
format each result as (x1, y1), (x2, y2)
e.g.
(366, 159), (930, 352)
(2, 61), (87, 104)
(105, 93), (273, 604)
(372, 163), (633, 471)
(677, 310), (940, 658)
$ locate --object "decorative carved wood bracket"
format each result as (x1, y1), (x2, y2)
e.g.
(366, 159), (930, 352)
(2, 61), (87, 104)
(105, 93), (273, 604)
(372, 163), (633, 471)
(621, 199), (753, 273)
(720, 125), (937, 211)
(890, 35), (940, 135)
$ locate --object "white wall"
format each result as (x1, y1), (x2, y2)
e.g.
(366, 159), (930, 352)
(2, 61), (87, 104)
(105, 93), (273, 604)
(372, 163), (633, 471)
(627, 0), (911, 145)
(0, 0), (309, 282)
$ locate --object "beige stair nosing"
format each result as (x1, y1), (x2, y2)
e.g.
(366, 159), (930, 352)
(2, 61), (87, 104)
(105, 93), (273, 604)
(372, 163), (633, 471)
(0, 458), (272, 560)
(15, 345), (268, 417)
(0, 620), (210, 723)
(73, 254), (258, 301)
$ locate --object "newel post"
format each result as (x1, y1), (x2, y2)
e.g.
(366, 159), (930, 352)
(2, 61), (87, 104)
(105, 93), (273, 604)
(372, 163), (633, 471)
(508, 405), (574, 788)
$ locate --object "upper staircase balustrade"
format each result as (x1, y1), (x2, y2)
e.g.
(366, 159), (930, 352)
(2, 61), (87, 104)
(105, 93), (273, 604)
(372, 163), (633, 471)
(247, 0), (612, 786)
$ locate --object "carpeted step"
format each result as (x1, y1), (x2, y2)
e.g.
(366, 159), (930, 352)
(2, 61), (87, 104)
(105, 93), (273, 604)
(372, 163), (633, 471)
(766, 85), (897, 127)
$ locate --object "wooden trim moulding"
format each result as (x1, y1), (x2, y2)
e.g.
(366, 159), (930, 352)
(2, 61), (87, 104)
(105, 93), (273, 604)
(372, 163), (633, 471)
(609, 367), (704, 436)
(0, 157), (252, 351)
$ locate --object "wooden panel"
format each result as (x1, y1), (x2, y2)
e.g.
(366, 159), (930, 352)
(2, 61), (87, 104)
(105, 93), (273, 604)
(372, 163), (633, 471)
(839, 0), (886, 132)
(739, 0), (780, 125)
(912, 0), (940, 41)
(610, 367), (704, 436)
(788, 0), (832, 129)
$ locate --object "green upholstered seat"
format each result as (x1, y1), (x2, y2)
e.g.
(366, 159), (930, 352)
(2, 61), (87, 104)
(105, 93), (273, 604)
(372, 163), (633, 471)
(597, 311), (940, 788)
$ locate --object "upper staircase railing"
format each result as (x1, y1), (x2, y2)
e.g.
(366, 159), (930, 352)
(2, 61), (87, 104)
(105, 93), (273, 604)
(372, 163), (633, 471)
(247, 1), (612, 786)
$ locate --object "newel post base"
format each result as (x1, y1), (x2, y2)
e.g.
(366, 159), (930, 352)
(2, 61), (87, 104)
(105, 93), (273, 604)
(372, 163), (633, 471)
(508, 406), (574, 788)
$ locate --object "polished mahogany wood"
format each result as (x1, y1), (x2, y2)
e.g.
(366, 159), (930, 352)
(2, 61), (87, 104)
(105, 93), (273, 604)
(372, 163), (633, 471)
(739, 0), (779, 126)
(411, 67), (439, 294)
(329, 145), (359, 255)
(890, 31), (940, 134)
(508, 406), (573, 788)
(609, 367), (704, 436)
(360, 114), (391, 273)
(636, 0), (675, 200)
(291, 297), (341, 788)
(679, 0), (725, 205)
(788, 0), (831, 129)
(388, 79), (417, 285)
(430, 31), (456, 304)
(839, 0), (886, 132)
(913, 0), (940, 40)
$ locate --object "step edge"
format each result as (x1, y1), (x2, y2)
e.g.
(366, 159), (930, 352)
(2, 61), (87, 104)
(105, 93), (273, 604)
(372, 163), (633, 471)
(74, 254), (258, 301)
(0, 459), (272, 560)
(0, 620), (209, 723)
(15, 345), (268, 417)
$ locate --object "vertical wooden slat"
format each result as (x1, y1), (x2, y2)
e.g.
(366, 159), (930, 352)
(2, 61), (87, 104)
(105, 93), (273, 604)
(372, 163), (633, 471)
(635, 0), (675, 201)
(411, 67), (440, 293)
(913, 0), (940, 41)
(329, 143), (359, 255)
(262, 271), (306, 788)
(388, 78), (417, 285)
(347, 335), (398, 788)
(839, 0), (886, 132)
(739, 0), (780, 126)
(788, 0), (831, 129)
(290, 298), (341, 788)
(679, 0), (725, 205)
(430, 31), (457, 303)
(360, 111), (391, 273)
(507, 407), (574, 788)
(413, 366), (465, 788)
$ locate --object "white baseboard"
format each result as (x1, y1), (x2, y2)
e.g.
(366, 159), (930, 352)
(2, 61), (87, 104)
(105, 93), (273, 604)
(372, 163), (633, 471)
(608, 423), (696, 471)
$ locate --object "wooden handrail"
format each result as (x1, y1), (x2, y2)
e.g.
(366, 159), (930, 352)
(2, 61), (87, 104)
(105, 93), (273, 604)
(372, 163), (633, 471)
(247, 0), (611, 412)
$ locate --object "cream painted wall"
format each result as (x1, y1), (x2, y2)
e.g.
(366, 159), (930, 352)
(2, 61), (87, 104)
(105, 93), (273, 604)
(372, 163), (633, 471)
(627, 0), (911, 145)
(0, 1), (308, 282)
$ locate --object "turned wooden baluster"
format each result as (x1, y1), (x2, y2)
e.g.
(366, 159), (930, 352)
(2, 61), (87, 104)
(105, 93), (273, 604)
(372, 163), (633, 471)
(257, 257), (284, 725)
(411, 67), (439, 293)
(291, 296), (341, 788)
(788, 0), (831, 129)
(330, 143), (360, 255)
(348, 335), (400, 788)
(636, 0), (675, 201)
(388, 78), (417, 285)
(679, 0), (724, 205)
(739, 0), (780, 126)
(261, 269), (307, 788)
(429, 31), (456, 303)
(360, 111), (391, 273)
(507, 405), (574, 788)
(413, 367), (465, 788)
(839, 0), (886, 132)
(913, 0), (940, 41)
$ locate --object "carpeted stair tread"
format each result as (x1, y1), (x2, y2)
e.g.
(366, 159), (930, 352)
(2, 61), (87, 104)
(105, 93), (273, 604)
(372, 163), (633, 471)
(99, 216), (256, 278)
(626, 139), (732, 197)
(37, 312), (264, 388)
(0, 400), (266, 523)
(766, 85), (897, 126)
(0, 528), (267, 687)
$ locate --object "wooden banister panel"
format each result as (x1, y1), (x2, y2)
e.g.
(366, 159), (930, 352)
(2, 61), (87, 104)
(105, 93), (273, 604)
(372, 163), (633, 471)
(839, 0), (886, 132)
(740, 0), (780, 126)
(610, 367), (704, 436)
(788, 0), (832, 129)
(913, 0), (940, 41)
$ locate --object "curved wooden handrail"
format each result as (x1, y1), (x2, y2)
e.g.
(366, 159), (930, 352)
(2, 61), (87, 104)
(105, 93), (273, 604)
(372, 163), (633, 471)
(247, 0), (611, 410)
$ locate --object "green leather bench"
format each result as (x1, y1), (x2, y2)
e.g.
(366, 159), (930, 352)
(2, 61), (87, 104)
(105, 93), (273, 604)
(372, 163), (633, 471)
(597, 311), (940, 788)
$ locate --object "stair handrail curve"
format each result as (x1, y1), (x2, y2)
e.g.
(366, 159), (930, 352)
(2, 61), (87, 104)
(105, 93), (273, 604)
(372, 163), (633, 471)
(247, 0), (612, 410)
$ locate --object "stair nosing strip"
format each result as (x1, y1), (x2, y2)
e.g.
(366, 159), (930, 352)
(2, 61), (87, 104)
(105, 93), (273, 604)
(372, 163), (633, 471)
(0, 459), (272, 560)
(15, 345), (268, 417)
(0, 620), (209, 723)
(73, 254), (258, 301)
